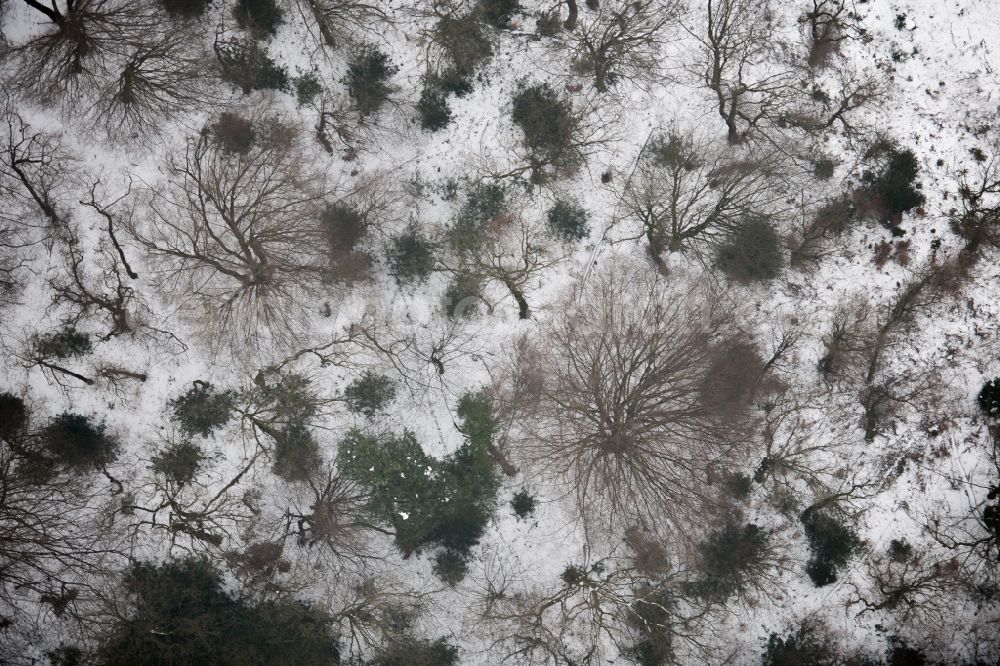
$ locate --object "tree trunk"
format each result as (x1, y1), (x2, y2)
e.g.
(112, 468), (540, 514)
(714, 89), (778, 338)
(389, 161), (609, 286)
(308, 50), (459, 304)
(488, 443), (518, 477)
(21, 0), (64, 24)
(503, 279), (530, 319)
(594, 61), (607, 93)
(725, 102), (741, 144)
(39, 361), (94, 385)
(304, 0), (337, 48)
(646, 226), (669, 275)
(563, 0), (578, 30)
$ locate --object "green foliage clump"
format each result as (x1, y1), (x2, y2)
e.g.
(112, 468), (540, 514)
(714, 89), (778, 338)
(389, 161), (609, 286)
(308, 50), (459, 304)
(888, 538), (914, 563)
(388, 226), (436, 284)
(511, 82), (579, 180)
(455, 389), (499, 447)
(978, 378), (1000, 418)
(546, 199), (589, 241)
(432, 549), (468, 586)
(715, 216), (783, 282)
(510, 489), (536, 519)
(0, 393), (28, 442)
(338, 390), (500, 582)
(233, 0), (284, 39)
(878, 149), (926, 216)
(216, 38), (289, 94)
(448, 182), (508, 254)
(257, 374), (321, 425)
(417, 83), (452, 132)
(337, 429), (440, 555)
(435, 12), (493, 84)
(435, 70), (474, 97)
(648, 132), (696, 169)
(272, 422), (322, 482)
(886, 637), (928, 666)
(169, 382), (236, 438)
(345, 45), (397, 117)
(762, 622), (839, 666)
(45, 645), (85, 666)
(478, 0), (520, 28)
(294, 70), (322, 106)
(95, 558), (340, 666)
(41, 413), (119, 471)
(151, 440), (205, 486)
(242, 375), (324, 482)
(343, 371), (397, 417)
(813, 158), (836, 180)
(860, 147), (926, 227)
(460, 182), (507, 226)
(535, 11), (561, 37)
(627, 584), (675, 666)
(443, 272), (485, 319)
(32, 328), (92, 359)
(369, 638), (459, 666)
(686, 523), (770, 602)
(160, 0), (213, 18)
(721, 472), (753, 499)
(800, 508), (859, 587)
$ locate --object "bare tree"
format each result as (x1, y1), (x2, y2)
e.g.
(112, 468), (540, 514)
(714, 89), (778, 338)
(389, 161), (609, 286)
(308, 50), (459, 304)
(780, 63), (887, 140)
(691, 0), (795, 145)
(295, 0), (387, 50)
(439, 187), (562, 320)
(554, 0), (681, 93)
(495, 82), (612, 185)
(689, 0), (882, 149)
(617, 129), (789, 268)
(787, 194), (855, 269)
(49, 235), (139, 340)
(1, 104), (76, 238)
(753, 388), (853, 497)
(125, 434), (264, 557)
(514, 262), (746, 538)
(953, 135), (1000, 255)
(474, 547), (716, 664)
(849, 548), (966, 624)
(818, 295), (873, 379)
(861, 271), (939, 389)
(818, 269), (945, 441)
(127, 108), (329, 359)
(920, 429), (1000, 589)
(799, 0), (866, 69)
(0, 394), (125, 654)
(86, 27), (215, 142)
(281, 466), (388, 566)
(324, 302), (496, 394)
(4, 0), (154, 105)
(328, 573), (436, 658)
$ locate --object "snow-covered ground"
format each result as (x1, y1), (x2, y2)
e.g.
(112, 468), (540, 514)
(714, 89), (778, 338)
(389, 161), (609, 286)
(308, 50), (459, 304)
(1, 0), (999, 663)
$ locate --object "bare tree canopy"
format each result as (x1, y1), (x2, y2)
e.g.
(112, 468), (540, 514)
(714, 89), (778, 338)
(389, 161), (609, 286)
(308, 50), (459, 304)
(0, 394), (126, 652)
(5, 0), (157, 105)
(554, 0), (682, 93)
(513, 260), (747, 538)
(127, 107), (329, 358)
(618, 128), (789, 266)
(86, 27), (215, 141)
